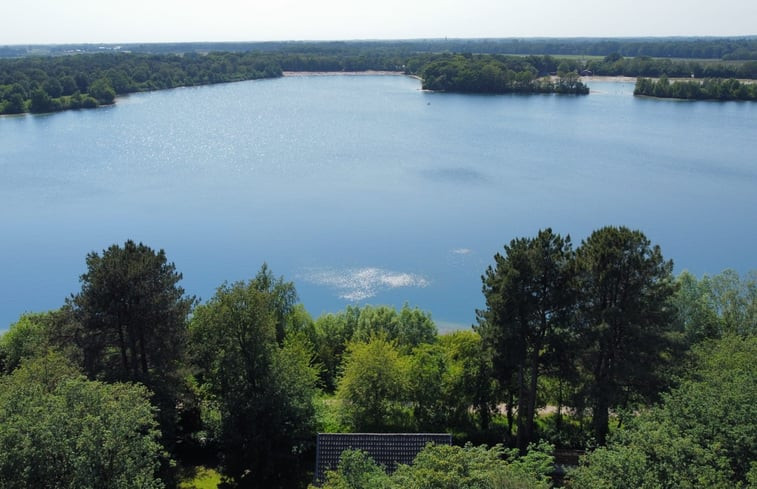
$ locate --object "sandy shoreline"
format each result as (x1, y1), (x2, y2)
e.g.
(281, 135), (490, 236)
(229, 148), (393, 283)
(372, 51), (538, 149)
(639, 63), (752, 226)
(283, 70), (406, 77)
(581, 75), (637, 83)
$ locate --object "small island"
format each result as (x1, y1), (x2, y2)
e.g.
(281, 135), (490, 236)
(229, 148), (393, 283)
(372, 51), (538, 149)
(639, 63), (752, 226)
(416, 54), (589, 94)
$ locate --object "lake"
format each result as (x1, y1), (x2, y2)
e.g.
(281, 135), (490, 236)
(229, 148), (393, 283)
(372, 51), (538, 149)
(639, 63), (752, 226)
(1, 75), (756, 331)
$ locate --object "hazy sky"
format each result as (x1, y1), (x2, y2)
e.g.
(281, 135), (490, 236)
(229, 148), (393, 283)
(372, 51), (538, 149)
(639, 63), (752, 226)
(3, 0), (756, 45)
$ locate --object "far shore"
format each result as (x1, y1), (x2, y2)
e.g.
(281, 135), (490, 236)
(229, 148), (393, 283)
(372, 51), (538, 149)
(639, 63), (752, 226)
(282, 72), (755, 85)
(283, 70), (406, 77)
(582, 75), (756, 84)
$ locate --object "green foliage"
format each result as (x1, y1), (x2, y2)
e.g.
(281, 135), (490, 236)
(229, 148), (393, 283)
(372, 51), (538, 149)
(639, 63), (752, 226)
(417, 54), (589, 94)
(0, 354), (166, 489)
(674, 270), (725, 342)
(438, 331), (497, 434)
(570, 334), (756, 488)
(66, 240), (194, 383)
(29, 87), (56, 113)
(286, 303), (318, 343)
(326, 326), (494, 434)
(407, 343), (448, 431)
(88, 77), (116, 104)
(1, 91), (25, 113)
(674, 269), (756, 341)
(314, 304), (435, 393)
(397, 304), (438, 349)
(587, 55), (757, 78)
(575, 226), (678, 445)
(313, 306), (360, 392)
(59, 240), (194, 465)
(0, 313), (50, 373)
(319, 450), (393, 489)
(634, 76), (757, 101)
(251, 263), (299, 344)
(477, 228), (575, 450)
(353, 303), (437, 352)
(0, 51), (283, 114)
(569, 444), (651, 489)
(189, 269), (318, 488)
(336, 336), (410, 431)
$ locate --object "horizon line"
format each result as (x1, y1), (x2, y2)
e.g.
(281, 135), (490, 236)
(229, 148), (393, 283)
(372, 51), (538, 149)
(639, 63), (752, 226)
(3, 34), (757, 48)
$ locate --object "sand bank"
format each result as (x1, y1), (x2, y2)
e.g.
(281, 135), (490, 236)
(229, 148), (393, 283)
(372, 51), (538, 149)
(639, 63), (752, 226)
(283, 70), (406, 77)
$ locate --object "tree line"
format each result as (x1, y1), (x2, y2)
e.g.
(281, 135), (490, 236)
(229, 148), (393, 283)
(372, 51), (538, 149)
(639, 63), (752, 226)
(0, 230), (755, 488)
(575, 53), (757, 79)
(634, 76), (757, 101)
(4, 37), (757, 60)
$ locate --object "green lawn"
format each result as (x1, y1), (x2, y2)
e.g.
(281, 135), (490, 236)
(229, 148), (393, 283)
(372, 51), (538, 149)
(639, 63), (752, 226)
(178, 466), (222, 489)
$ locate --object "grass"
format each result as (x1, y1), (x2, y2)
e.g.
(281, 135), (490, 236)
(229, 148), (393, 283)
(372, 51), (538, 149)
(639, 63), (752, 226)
(178, 466), (222, 489)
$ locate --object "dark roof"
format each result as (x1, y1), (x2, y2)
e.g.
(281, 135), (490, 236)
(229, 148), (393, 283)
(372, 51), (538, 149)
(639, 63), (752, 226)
(314, 433), (452, 485)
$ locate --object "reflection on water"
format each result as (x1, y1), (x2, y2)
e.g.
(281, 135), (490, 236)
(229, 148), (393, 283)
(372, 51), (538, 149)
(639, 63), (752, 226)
(300, 267), (430, 301)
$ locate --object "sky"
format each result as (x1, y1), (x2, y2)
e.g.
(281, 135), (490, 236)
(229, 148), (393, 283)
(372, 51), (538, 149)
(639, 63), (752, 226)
(2, 0), (756, 45)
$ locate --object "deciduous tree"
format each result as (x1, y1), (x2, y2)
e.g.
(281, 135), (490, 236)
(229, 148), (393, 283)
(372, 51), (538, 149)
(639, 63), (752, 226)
(0, 354), (166, 489)
(336, 336), (409, 431)
(189, 271), (318, 488)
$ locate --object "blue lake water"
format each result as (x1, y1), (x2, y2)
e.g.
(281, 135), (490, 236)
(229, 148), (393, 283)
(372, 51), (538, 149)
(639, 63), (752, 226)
(1, 75), (756, 331)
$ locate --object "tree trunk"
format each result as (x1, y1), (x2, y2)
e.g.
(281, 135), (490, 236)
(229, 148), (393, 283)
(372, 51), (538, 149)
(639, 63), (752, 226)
(593, 392), (610, 446)
(127, 323), (140, 380)
(506, 394), (515, 444)
(556, 377), (564, 433)
(516, 364), (529, 452)
(117, 321), (129, 374)
(524, 348), (540, 451)
(138, 325), (149, 378)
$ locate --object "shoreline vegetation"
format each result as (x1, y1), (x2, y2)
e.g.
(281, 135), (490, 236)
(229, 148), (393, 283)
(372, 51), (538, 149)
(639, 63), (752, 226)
(2, 40), (757, 115)
(634, 75), (757, 100)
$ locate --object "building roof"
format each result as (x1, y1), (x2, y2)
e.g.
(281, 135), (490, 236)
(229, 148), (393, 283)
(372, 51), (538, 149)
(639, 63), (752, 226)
(314, 432), (452, 485)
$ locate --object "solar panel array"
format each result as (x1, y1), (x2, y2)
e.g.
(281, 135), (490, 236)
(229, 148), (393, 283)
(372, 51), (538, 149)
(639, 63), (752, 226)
(314, 432), (452, 485)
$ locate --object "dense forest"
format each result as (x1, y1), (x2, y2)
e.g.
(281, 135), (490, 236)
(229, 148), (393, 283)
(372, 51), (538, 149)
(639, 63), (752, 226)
(0, 52), (283, 114)
(4, 40), (757, 115)
(1, 228), (755, 488)
(634, 75), (757, 100)
(3, 37), (757, 60)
